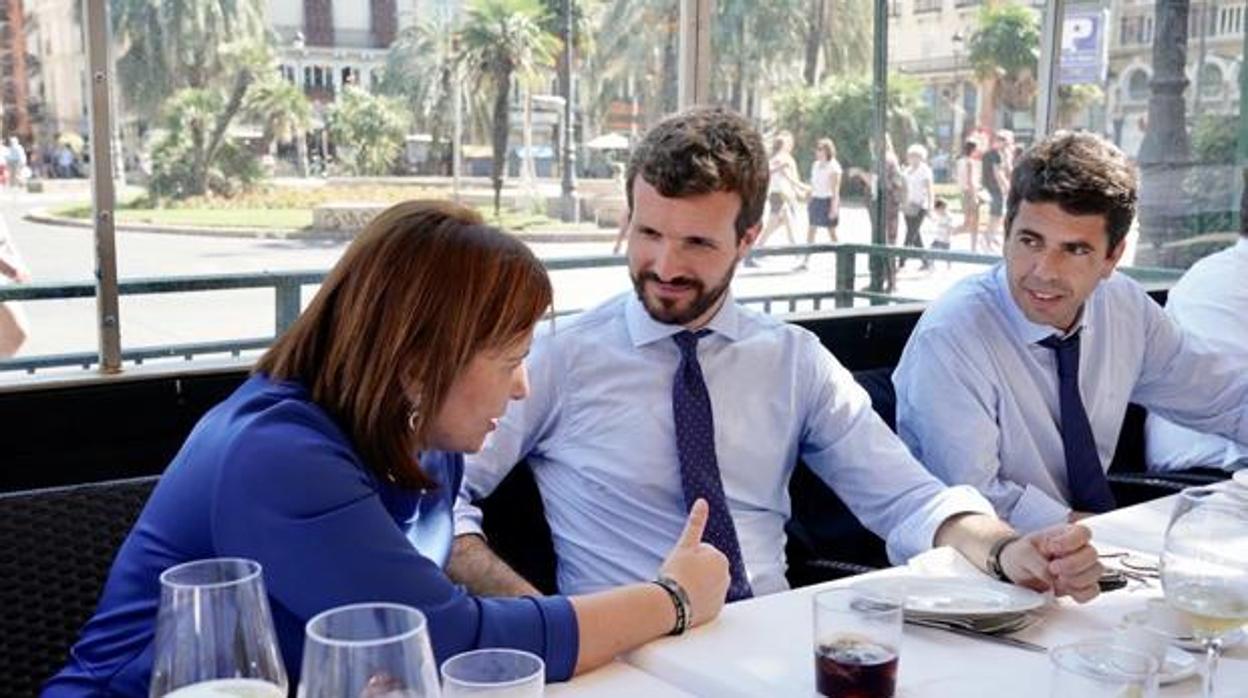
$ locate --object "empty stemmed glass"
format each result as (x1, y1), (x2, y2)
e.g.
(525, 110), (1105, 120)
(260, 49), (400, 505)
(1159, 486), (1248, 698)
(298, 602), (441, 698)
(149, 558), (288, 697)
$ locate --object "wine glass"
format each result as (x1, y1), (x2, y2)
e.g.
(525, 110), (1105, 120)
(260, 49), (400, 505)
(298, 602), (441, 698)
(1159, 486), (1248, 698)
(149, 558), (288, 697)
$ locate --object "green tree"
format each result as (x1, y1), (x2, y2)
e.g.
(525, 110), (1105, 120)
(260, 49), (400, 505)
(327, 86), (411, 176)
(458, 0), (558, 215)
(1055, 84), (1104, 129)
(803, 0), (872, 86)
(1181, 114), (1240, 244)
(538, 0), (596, 113)
(142, 39), (271, 199)
(580, 0), (679, 131)
(112, 0), (273, 198)
(713, 0), (807, 115)
(379, 16), (459, 174)
(148, 88), (264, 199)
(967, 3), (1040, 130)
(245, 77), (313, 176)
(110, 0), (267, 121)
(773, 74), (933, 181)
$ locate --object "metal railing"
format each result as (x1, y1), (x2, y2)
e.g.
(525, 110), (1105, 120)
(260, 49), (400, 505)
(0, 244), (1182, 376)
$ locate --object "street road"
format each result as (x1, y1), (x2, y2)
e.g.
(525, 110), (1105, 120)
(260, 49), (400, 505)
(1, 186), (1001, 377)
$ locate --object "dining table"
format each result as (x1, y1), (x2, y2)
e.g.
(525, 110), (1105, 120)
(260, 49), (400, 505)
(549, 488), (1248, 696)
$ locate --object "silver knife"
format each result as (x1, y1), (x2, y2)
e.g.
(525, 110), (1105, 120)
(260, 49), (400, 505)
(904, 618), (1049, 654)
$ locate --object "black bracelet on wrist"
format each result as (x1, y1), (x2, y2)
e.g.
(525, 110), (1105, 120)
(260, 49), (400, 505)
(652, 575), (691, 636)
(987, 534), (1022, 583)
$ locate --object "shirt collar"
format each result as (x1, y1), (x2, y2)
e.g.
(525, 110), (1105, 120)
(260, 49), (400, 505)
(992, 263), (1091, 346)
(624, 290), (742, 347)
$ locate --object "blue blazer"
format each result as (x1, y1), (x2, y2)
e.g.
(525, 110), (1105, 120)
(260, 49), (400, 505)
(44, 375), (577, 697)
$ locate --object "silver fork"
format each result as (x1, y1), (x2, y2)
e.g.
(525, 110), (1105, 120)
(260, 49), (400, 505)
(904, 617), (1048, 653)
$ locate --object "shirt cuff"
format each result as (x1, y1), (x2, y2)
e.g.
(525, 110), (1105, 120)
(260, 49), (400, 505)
(453, 495), (486, 538)
(885, 484), (995, 565)
(1007, 484), (1072, 533)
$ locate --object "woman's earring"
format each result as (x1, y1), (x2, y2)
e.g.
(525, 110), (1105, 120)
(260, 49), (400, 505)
(406, 401), (420, 432)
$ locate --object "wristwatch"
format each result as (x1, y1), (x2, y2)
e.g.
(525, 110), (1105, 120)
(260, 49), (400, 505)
(987, 534), (1022, 583)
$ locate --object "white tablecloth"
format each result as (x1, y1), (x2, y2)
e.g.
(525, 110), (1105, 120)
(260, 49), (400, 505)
(548, 495), (1247, 696)
(547, 661), (694, 697)
(1086, 494), (1177, 556)
(620, 542), (1247, 696)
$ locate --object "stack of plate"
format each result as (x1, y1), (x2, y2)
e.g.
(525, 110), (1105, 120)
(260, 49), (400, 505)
(852, 575), (1045, 634)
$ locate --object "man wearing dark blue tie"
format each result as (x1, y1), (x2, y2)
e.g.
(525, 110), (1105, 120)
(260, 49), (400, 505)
(894, 132), (1248, 532)
(451, 107), (1104, 604)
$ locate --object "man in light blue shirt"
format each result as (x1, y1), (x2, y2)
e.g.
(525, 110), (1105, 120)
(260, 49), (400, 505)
(1145, 191), (1248, 474)
(895, 132), (1248, 532)
(450, 107), (1103, 602)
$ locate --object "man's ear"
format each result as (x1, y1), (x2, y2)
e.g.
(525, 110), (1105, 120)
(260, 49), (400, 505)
(738, 223), (762, 255)
(1103, 235), (1128, 277)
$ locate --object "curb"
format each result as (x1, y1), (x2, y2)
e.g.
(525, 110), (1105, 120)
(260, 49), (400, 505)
(24, 209), (619, 244)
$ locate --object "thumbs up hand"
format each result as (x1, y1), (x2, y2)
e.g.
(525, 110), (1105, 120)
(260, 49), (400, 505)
(658, 499), (731, 628)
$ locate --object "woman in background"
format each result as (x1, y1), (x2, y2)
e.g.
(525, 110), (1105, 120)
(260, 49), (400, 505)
(796, 137), (842, 271)
(749, 131), (809, 266)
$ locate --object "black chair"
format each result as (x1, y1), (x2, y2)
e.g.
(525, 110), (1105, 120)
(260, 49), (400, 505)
(0, 476), (159, 695)
(478, 463), (559, 595)
(785, 367), (896, 587)
(1106, 404), (1229, 507)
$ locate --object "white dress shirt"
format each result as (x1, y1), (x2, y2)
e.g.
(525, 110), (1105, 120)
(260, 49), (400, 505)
(894, 264), (1248, 532)
(1146, 238), (1248, 472)
(457, 293), (992, 596)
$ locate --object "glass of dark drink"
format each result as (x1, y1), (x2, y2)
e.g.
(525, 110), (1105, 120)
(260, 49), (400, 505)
(812, 588), (902, 698)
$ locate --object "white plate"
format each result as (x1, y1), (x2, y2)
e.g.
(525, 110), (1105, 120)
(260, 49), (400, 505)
(1072, 643), (1198, 686)
(852, 575), (1045, 618)
(1159, 646), (1199, 685)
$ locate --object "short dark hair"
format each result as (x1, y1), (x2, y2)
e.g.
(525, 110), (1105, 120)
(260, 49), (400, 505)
(1004, 131), (1138, 254)
(625, 106), (768, 241)
(962, 140), (977, 156)
(934, 198), (947, 210)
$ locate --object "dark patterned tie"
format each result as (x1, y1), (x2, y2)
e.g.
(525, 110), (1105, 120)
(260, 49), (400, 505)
(1039, 332), (1116, 513)
(672, 330), (753, 601)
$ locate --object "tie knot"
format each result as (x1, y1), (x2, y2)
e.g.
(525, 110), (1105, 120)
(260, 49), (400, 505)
(1039, 331), (1081, 353)
(673, 329), (711, 357)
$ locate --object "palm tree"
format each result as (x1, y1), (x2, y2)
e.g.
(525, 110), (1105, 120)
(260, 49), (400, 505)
(379, 17), (456, 174)
(967, 3), (1040, 131)
(110, 0), (267, 122)
(806, 0), (872, 85)
(245, 77), (313, 177)
(458, 0), (558, 215)
(581, 0), (678, 131)
(713, 0), (807, 115)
